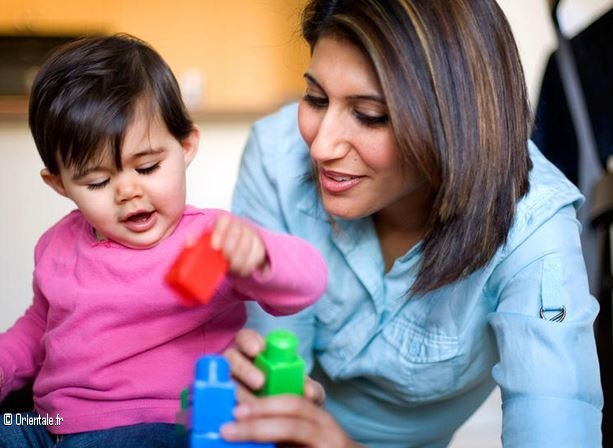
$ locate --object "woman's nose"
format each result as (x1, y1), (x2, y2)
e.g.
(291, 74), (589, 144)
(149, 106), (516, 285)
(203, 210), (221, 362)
(308, 112), (352, 162)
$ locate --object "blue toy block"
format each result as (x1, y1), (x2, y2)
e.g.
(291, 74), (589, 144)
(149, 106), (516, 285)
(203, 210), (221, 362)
(190, 355), (274, 448)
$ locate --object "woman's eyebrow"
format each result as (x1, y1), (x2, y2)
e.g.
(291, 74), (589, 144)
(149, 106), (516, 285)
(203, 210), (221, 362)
(303, 72), (322, 89)
(303, 72), (385, 103)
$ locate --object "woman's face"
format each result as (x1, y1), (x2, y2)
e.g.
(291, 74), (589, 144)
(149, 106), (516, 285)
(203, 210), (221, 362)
(298, 36), (427, 222)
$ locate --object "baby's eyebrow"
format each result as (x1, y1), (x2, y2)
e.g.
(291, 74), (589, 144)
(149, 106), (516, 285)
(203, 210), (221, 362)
(128, 147), (166, 160)
(71, 147), (166, 180)
(71, 165), (102, 181)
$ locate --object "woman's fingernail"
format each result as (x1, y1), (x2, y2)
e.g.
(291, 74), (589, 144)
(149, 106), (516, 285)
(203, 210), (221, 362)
(220, 423), (237, 439)
(249, 371), (264, 387)
(233, 404), (250, 419)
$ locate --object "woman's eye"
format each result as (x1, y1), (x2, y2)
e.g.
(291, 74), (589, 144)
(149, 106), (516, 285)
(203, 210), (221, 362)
(136, 162), (161, 175)
(86, 179), (109, 191)
(355, 111), (389, 126)
(302, 94), (328, 109)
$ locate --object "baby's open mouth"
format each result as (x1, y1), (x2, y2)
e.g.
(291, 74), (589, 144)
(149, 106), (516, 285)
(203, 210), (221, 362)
(124, 211), (153, 223)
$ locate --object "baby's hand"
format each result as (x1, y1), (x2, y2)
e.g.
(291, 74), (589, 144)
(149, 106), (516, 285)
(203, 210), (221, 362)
(210, 214), (269, 277)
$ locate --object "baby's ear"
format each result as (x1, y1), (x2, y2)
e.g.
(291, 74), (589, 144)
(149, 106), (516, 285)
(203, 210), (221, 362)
(182, 126), (200, 167)
(40, 168), (68, 198)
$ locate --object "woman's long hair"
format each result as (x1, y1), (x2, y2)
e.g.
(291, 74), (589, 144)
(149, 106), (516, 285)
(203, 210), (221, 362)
(302, 0), (532, 293)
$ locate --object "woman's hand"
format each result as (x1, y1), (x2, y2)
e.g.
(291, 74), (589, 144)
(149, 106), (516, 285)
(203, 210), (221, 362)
(223, 329), (351, 446)
(219, 394), (362, 448)
(224, 328), (325, 406)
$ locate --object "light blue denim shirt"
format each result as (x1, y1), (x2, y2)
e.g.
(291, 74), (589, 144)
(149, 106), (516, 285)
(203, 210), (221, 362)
(231, 103), (603, 447)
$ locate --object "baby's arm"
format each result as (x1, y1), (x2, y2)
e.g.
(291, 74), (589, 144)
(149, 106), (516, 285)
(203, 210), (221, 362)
(0, 286), (47, 401)
(211, 214), (327, 316)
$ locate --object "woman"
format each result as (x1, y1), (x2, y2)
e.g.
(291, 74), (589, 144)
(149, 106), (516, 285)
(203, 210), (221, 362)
(224, 0), (603, 446)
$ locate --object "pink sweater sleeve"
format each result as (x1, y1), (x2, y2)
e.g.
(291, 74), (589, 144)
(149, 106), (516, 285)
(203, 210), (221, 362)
(0, 282), (47, 401)
(231, 226), (328, 316)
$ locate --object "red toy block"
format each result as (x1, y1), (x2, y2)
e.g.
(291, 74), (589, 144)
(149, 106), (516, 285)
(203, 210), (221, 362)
(166, 231), (228, 306)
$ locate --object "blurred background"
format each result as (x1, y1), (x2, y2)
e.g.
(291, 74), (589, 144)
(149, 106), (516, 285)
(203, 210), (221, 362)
(0, 0), (309, 113)
(0, 0), (610, 446)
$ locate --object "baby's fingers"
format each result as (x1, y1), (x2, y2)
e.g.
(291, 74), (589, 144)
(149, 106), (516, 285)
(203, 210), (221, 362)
(211, 215), (267, 276)
(210, 214), (235, 251)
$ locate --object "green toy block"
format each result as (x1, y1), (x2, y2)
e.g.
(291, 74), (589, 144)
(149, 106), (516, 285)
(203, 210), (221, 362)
(254, 329), (305, 396)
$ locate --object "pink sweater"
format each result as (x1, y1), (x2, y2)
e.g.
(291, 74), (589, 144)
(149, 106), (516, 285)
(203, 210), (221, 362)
(0, 206), (327, 434)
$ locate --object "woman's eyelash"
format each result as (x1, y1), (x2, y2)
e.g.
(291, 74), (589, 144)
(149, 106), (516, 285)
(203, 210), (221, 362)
(303, 93), (389, 126)
(355, 112), (389, 126)
(303, 94), (328, 109)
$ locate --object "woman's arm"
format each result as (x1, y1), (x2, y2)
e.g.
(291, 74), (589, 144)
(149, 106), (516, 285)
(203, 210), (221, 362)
(488, 205), (602, 447)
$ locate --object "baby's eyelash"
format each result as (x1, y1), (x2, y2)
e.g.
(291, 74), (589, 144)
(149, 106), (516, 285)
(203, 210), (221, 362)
(136, 163), (161, 175)
(87, 179), (109, 191)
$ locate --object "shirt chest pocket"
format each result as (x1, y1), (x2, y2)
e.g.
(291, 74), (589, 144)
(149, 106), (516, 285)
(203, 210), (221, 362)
(378, 318), (461, 403)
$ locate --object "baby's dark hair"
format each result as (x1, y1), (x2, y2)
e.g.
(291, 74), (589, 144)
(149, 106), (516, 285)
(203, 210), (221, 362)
(28, 33), (194, 175)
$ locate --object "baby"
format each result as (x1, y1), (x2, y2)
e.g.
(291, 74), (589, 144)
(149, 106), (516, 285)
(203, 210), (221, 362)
(0, 33), (327, 447)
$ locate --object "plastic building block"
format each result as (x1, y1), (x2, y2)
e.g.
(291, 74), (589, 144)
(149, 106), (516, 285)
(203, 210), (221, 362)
(255, 329), (305, 396)
(166, 230), (228, 306)
(175, 387), (191, 434)
(189, 355), (273, 448)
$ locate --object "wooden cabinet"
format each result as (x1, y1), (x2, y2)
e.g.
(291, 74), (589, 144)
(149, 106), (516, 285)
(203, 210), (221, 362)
(0, 0), (310, 116)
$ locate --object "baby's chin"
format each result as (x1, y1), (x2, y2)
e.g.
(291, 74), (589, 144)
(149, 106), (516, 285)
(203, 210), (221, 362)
(95, 217), (182, 249)
(96, 232), (169, 250)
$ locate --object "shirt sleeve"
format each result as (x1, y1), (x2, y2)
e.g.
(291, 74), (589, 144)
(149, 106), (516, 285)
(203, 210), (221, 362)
(488, 205), (603, 447)
(230, 113), (319, 369)
(231, 224), (328, 316)
(0, 281), (47, 401)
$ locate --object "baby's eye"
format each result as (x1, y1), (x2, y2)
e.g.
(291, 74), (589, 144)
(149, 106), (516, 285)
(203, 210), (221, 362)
(136, 162), (161, 175)
(86, 179), (109, 190)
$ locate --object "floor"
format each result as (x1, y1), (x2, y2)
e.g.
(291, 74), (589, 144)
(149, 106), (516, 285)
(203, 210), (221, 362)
(449, 388), (502, 447)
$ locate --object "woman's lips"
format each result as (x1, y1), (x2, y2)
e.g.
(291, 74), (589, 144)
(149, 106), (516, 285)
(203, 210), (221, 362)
(318, 169), (364, 194)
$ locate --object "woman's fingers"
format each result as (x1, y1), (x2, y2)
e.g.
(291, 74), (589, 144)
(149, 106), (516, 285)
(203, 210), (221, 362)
(222, 395), (320, 443)
(304, 377), (326, 407)
(220, 395), (356, 448)
(225, 329), (324, 406)
(223, 328), (267, 395)
(234, 328), (266, 357)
